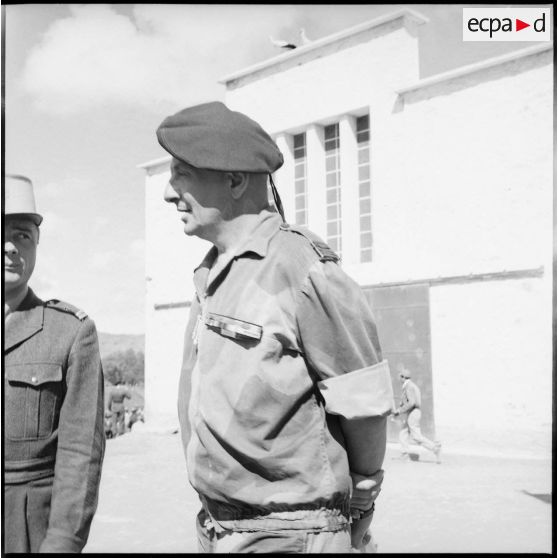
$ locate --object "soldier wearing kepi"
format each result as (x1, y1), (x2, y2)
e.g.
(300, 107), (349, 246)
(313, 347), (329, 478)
(3, 174), (105, 553)
(157, 102), (394, 553)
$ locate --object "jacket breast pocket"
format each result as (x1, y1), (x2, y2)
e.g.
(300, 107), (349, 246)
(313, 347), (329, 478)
(203, 312), (308, 397)
(5, 363), (64, 440)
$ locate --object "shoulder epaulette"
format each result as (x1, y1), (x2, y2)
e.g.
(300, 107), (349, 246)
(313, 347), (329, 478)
(45, 299), (88, 321)
(280, 223), (340, 263)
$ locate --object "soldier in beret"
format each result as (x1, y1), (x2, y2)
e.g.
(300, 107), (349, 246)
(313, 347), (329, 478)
(158, 102), (394, 553)
(3, 174), (105, 553)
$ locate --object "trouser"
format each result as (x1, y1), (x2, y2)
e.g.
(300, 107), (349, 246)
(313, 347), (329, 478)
(4, 475), (53, 553)
(399, 409), (438, 453)
(196, 508), (352, 553)
(111, 409), (126, 435)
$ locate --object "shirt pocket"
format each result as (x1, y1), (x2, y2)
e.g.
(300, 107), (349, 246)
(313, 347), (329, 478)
(203, 313), (308, 397)
(5, 363), (64, 440)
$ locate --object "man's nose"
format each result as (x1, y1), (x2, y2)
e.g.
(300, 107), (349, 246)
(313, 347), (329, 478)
(4, 241), (18, 255)
(163, 182), (179, 204)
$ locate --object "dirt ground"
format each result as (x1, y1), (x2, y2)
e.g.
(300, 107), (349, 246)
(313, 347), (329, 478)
(84, 429), (553, 554)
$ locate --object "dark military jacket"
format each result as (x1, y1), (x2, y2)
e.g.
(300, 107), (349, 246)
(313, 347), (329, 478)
(4, 288), (105, 552)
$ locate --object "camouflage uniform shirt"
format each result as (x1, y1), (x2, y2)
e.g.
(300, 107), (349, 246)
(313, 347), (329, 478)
(178, 209), (393, 532)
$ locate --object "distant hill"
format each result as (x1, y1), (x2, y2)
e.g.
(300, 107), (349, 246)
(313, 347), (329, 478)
(98, 332), (144, 358)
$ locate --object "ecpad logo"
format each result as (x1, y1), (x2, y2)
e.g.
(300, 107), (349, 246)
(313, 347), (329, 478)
(463, 8), (551, 42)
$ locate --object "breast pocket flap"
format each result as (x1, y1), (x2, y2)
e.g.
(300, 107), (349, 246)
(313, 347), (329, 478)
(6, 363), (63, 386)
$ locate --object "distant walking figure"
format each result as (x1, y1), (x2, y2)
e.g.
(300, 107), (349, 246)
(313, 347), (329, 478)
(108, 382), (131, 436)
(393, 368), (441, 463)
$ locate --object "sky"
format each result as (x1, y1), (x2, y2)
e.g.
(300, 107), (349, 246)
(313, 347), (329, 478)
(3, 3), (548, 334)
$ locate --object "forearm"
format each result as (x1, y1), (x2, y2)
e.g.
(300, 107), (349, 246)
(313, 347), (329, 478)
(342, 415), (387, 549)
(340, 415), (387, 475)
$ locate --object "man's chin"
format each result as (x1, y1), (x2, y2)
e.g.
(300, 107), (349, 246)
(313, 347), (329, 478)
(4, 272), (24, 286)
(182, 224), (198, 236)
(4, 278), (29, 300)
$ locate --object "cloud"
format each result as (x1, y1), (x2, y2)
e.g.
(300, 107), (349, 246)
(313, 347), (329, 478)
(29, 273), (60, 301)
(30, 248), (62, 300)
(88, 240), (144, 271)
(34, 177), (96, 228)
(36, 210), (66, 237)
(39, 178), (92, 199)
(89, 249), (120, 270)
(20, 4), (300, 115)
(93, 215), (110, 232)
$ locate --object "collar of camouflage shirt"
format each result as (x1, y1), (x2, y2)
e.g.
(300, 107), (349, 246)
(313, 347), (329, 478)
(193, 208), (281, 297)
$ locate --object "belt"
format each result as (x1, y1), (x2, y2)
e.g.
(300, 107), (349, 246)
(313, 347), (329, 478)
(4, 458), (56, 485)
(200, 495), (350, 532)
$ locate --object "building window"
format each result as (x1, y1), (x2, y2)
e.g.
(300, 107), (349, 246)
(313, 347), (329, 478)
(357, 114), (372, 262)
(324, 123), (341, 257)
(293, 133), (307, 226)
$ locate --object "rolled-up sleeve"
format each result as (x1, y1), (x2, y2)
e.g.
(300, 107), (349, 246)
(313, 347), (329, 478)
(296, 261), (394, 419)
(40, 319), (105, 553)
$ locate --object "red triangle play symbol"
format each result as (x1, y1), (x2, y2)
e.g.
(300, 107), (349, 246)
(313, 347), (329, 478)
(516, 19), (530, 31)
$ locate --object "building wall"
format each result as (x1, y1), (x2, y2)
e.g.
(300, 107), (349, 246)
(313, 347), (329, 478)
(373, 49), (553, 284)
(228, 49), (553, 286)
(144, 304), (189, 430)
(379, 49), (552, 458)
(430, 275), (553, 458)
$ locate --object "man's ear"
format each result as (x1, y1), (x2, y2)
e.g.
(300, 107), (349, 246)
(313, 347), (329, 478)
(226, 172), (250, 200)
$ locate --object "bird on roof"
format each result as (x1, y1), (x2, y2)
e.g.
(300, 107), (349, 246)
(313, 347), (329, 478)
(269, 35), (297, 50)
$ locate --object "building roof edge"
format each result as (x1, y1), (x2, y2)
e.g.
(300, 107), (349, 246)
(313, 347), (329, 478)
(396, 43), (552, 95)
(138, 155), (172, 171)
(218, 8), (429, 85)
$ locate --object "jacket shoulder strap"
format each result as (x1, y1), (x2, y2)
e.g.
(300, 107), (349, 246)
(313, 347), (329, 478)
(45, 299), (88, 321)
(280, 223), (340, 263)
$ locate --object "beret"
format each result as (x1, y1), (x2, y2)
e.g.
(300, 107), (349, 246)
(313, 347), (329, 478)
(156, 101), (284, 173)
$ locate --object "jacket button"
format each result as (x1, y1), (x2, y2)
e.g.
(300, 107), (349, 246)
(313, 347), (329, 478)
(31, 376), (38, 383)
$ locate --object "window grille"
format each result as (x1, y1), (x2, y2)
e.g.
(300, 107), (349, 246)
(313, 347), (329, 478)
(356, 114), (372, 262)
(324, 123), (341, 258)
(293, 133), (307, 227)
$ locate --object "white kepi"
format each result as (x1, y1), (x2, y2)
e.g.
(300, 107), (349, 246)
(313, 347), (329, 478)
(5, 174), (43, 226)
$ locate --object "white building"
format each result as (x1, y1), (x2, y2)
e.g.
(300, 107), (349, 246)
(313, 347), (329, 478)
(140, 10), (553, 458)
